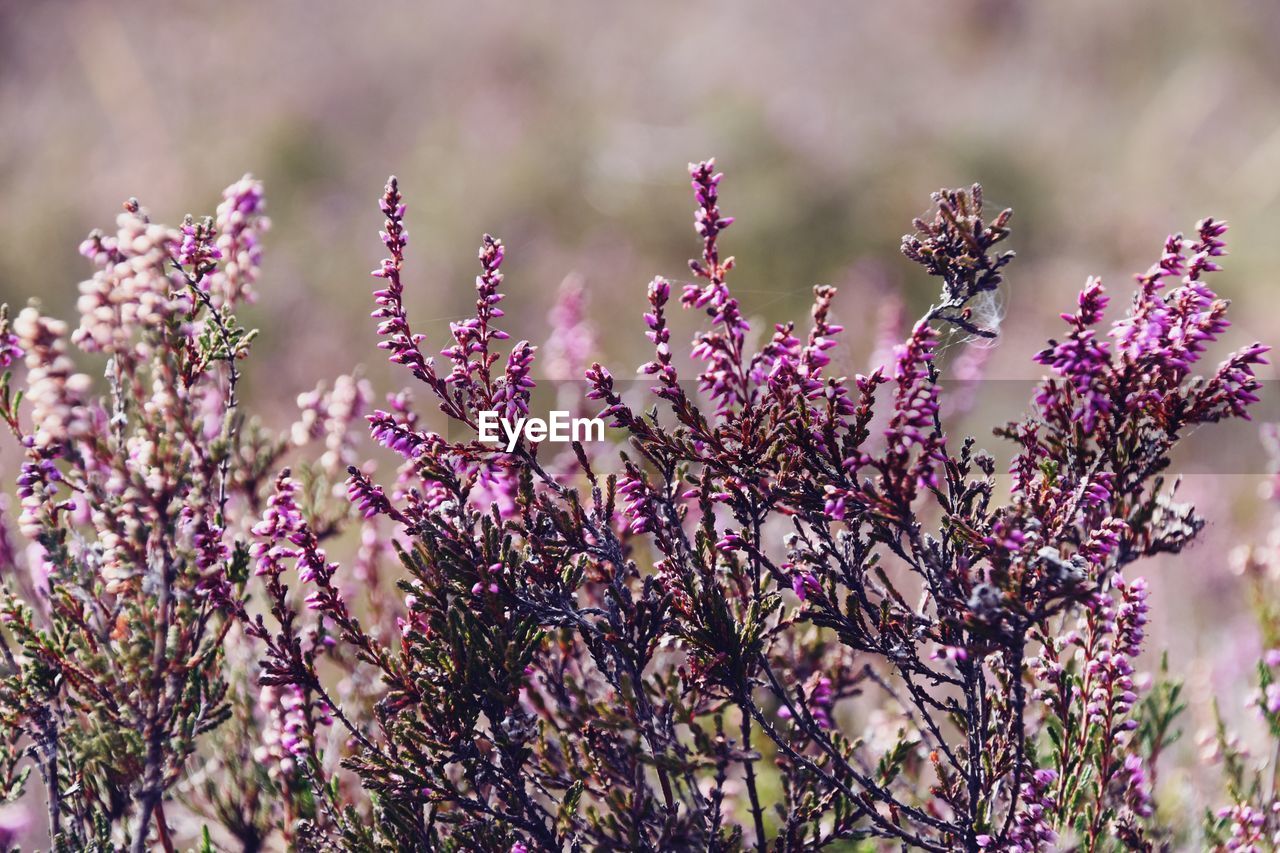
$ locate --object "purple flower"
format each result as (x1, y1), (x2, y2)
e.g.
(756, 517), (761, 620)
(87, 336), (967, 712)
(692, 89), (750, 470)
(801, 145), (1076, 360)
(347, 466), (407, 522)
(1265, 684), (1280, 715)
(442, 234), (511, 404)
(752, 322), (802, 392)
(889, 322), (940, 444)
(73, 200), (186, 355)
(250, 469), (341, 609)
(682, 160), (750, 412)
(822, 485), (853, 521)
(0, 306), (23, 369)
(1121, 754), (1154, 818)
(368, 409), (441, 459)
(810, 676), (835, 728)
(371, 177), (434, 385)
(931, 645), (969, 663)
(186, 505), (231, 602)
(1113, 576), (1149, 659)
(1082, 518), (1127, 566)
(470, 561), (502, 597)
(883, 320), (943, 492)
(210, 174), (269, 306)
(255, 682), (329, 774)
(639, 277), (681, 393)
(1006, 767), (1058, 849)
(251, 471), (304, 577)
(791, 572), (820, 600)
(16, 457), (64, 539)
(586, 362), (636, 429)
(617, 468), (659, 535)
(494, 340), (537, 422)
(1190, 342), (1270, 423)
(176, 214), (223, 271)
(1035, 276), (1112, 432)
(26, 162), (1248, 850)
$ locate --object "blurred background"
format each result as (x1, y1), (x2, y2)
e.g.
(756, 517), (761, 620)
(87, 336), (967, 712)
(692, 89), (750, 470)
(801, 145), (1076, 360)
(4, 0), (1280, 831)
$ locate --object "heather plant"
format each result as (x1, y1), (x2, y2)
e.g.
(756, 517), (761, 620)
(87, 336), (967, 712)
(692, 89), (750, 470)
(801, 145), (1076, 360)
(0, 183), (375, 851)
(247, 163), (1264, 851)
(1203, 425), (1280, 852)
(0, 180), (282, 850)
(0, 160), (1270, 852)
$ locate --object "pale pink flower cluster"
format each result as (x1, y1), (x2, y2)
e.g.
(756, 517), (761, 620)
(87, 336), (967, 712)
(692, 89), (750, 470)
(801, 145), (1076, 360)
(254, 683), (309, 777)
(74, 206), (182, 355)
(209, 175), (270, 306)
(1215, 801), (1280, 852)
(12, 306), (91, 450)
(292, 373), (373, 474)
(542, 273), (596, 380)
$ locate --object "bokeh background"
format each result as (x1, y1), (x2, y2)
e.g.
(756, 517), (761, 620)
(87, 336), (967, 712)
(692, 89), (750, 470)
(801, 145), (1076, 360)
(4, 0), (1280, 837)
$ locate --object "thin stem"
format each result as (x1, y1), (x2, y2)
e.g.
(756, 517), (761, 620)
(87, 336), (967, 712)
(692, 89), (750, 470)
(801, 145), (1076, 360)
(745, 701), (946, 852)
(740, 708), (767, 850)
(755, 657), (954, 837)
(177, 265), (241, 526)
(39, 705), (60, 843)
(154, 800), (176, 853)
(133, 545), (176, 853)
(996, 650), (1027, 844)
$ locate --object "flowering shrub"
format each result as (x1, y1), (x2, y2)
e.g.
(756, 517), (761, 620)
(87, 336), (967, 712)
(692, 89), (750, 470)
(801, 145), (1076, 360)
(0, 183), (282, 851)
(1206, 426), (1280, 852)
(0, 160), (1269, 851)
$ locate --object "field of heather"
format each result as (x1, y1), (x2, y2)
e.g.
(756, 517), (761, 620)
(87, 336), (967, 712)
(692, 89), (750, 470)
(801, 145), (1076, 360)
(4, 3), (1280, 850)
